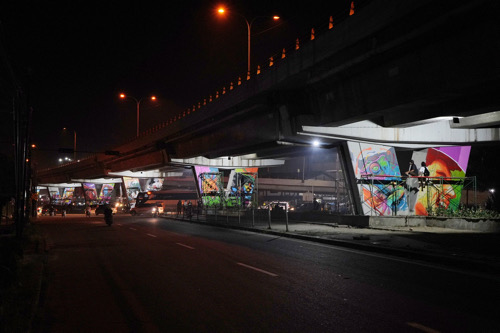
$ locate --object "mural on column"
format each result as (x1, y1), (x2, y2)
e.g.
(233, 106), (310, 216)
(83, 183), (98, 202)
(414, 146), (471, 215)
(146, 178), (163, 191)
(99, 183), (115, 202)
(347, 142), (408, 215)
(124, 177), (141, 202)
(62, 187), (75, 204)
(195, 166), (223, 207)
(49, 187), (61, 202)
(226, 168), (258, 208)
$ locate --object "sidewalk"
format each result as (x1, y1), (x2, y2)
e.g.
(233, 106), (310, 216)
(166, 214), (500, 275)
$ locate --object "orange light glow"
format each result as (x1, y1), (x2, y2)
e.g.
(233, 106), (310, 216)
(151, 96), (156, 101)
(119, 93), (126, 98)
(217, 7), (225, 14)
(273, 16), (280, 20)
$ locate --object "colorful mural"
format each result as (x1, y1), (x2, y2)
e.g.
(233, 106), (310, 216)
(83, 183), (98, 201)
(414, 146), (471, 215)
(347, 142), (407, 215)
(124, 177), (141, 202)
(226, 168), (258, 208)
(49, 187), (61, 201)
(62, 187), (74, 204)
(347, 141), (471, 216)
(195, 166), (222, 207)
(99, 184), (115, 201)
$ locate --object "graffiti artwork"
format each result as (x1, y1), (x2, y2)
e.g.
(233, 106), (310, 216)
(348, 142), (408, 215)
(347, 141), (471, 216)
(414, 146), (470, 215)
(124, 177), (141, 202)
(62, 187), (75, 204)
(195, 166), (223, 207)
(226, 168), (257, 208)
(99, 183), (115, 201)
(83, 183), (98, 201)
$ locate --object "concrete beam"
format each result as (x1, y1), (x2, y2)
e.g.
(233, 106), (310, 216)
(37, 183), (83, 188)
(449, 111), (500, 129)
(301, 119), (500, 148)
(108, 170), (171, 178)
(170, 156), (285, 168)
(70, 178), (123, 184)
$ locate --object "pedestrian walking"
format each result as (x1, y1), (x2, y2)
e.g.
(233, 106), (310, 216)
(177, 200), (182, 217)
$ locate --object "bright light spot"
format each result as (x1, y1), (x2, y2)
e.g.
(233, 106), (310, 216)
(217, 7), (225, 14)
(273, 16), (280, 20)
(489, 188), (495, 194)
(119, 93), (126, 98)
(58, 158), (63, 162)
(151, 96), (156, 100)
(312, 140), (320, 147)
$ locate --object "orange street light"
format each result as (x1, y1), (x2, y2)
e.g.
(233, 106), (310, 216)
(217, 6), (280, 78)
(119, 93), (157, 137)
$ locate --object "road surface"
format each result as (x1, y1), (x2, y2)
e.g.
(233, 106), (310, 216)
(33, 214), (500, 332)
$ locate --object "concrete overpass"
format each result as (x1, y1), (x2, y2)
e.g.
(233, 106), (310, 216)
(35, 0), (500, 189)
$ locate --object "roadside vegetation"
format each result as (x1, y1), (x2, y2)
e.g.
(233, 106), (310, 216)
(428, 205), (500, 219)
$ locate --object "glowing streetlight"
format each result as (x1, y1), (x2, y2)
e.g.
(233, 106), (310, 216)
(119, 93), (157, 137)
(217, 6), (280, 78)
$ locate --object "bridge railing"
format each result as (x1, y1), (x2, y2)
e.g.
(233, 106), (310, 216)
(132, 0), (374, 143)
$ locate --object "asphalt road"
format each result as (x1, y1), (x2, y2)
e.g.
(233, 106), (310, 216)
(33, 214), (500, 332)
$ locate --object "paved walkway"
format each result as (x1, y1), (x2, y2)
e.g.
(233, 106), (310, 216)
(169, 214), (500, 275)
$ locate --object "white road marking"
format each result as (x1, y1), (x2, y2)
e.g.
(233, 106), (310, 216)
(407, 322), (441, 333)
(237, 262), (278, 277)
(129, 227), (137, 231)
(176, 243), (195, 250)
(146, 233), (157, 238)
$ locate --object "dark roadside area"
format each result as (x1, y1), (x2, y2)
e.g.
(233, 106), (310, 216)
(165, 213), (500, 275)
(0, 221), (46, 333)
(1, 214), (499, 332)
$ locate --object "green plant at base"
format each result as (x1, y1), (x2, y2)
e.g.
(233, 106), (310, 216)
(428, 205), (499, 219)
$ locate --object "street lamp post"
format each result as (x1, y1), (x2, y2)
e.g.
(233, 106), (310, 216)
(217, 7), (279, 78)
(119, 93), (157, 137)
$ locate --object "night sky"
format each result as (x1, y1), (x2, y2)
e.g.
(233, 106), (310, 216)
(1, 0), (354, 168)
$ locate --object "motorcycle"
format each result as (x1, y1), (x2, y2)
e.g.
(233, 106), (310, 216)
(104, 206), (113, 226)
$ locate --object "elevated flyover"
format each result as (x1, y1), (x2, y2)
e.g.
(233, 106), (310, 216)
(35, 0), (500, 185)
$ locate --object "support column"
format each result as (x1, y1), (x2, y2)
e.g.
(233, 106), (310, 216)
(339, 142), (362, 215)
